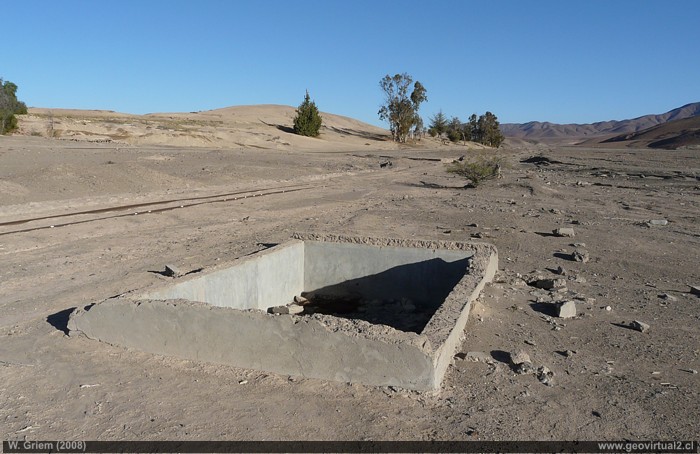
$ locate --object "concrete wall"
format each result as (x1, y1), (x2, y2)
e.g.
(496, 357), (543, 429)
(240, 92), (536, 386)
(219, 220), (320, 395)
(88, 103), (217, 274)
(143, 241), (304, 311)
(70, 237), (498, 391)
(68, 299), (436, 390)
(304, 241), (473, 304)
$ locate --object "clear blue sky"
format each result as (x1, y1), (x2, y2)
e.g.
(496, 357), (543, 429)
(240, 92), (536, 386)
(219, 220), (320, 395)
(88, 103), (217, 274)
(3, 0), (699, 126)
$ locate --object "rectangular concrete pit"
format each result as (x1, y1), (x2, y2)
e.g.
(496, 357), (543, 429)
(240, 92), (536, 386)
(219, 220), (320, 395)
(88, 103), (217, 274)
(68, 234), (498, 391)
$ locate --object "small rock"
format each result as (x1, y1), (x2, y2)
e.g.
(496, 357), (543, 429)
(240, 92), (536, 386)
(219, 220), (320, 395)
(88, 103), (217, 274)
(555, 301), (577, 319)
(658, 293), (677, 302)
(553, 227), (575, 238)
(287, 304), (304, 315)
(269, 306), (291, 314)
(537, 366), (555, 385)
(269, 305), (304, 315)
(572, 250), (590, 263)
(630, 320), (650, 333)
(555, 266), (567, 276)
(648, 219), (668, 226)
(293, 295), (310, 305)
(530, 278), (567, 290)
(605, 305), (612, 311)
(564, 350), (575, 357)
(457, 351), (493, 363)
(238, 380), (248, 385)
(164, 264), (183, 277)
(690, 285), (700, 296)
(509, 350), (531, 365)
(572, 242), (587, 248)
(515, 361), (536, 375)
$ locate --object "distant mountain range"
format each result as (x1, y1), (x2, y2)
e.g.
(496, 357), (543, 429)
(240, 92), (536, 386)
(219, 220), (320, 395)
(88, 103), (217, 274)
(600, 115), (700, 150)
(501, 102), (700, 143)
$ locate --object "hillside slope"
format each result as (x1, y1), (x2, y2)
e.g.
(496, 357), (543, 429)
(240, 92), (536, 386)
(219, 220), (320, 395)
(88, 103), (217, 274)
(501, 102), (700, 140)
(15, 105), (396, 151)
(600, 115), (700, 149)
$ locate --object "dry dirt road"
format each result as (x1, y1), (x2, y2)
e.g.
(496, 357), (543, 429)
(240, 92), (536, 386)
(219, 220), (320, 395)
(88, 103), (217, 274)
(1, 135), (698, 441)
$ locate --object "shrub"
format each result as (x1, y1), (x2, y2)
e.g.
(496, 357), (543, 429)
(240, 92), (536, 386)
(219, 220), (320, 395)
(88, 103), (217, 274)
(293, 90), (322, 137)
(446, 156), (502, 187)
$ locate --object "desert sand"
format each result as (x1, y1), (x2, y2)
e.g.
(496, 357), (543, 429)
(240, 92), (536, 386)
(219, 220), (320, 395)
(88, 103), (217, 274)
(1, 106), (698, 441)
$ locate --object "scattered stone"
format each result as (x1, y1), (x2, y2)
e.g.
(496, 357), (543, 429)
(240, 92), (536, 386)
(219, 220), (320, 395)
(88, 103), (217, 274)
(563, 350), (575, 357)
(572, 249), (590, 263)
(269, 305), (304, 315)
(630, 320), (650, 333)
(164, 264), (183, 277)
(648, 219), (668, 226)
(572, 242), (586, 248)
(555, 301), (577, 318)
(658, 293), (678, 302)
(287, 304), (304, 315)
(537, 366), (555, 386)
(456, 351), (493, 363)
(509, 350), (531, 365)
(553, 227), (575, 238)
(530, 278), (567, 290)
(690, 285), (700, 296)
(555, 266), (567, 276)
(515, 361), (536, 375)
(269, 306), (291, 314)
(682, 369), (698, 374)
(293, 295), (310, 305)
(605, 305), (612, 311)
(238, 380), (248, 385)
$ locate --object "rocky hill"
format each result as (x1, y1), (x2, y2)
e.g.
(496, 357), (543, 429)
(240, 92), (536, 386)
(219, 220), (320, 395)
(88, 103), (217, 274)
(500, 102), (700, 141)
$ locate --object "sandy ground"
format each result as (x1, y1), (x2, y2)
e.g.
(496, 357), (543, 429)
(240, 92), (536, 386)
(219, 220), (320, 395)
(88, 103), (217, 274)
(1, 110), (699, 441)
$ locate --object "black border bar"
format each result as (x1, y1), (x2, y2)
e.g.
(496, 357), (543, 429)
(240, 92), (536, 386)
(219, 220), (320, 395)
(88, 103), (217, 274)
(3, 440), (698, 453)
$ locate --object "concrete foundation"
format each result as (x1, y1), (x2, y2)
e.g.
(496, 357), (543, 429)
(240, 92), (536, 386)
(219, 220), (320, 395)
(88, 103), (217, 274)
(68, 234), (498, 391)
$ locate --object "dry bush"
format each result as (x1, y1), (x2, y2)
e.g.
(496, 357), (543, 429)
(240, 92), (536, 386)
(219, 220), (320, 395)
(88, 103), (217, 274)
(446, 155), (503, 187)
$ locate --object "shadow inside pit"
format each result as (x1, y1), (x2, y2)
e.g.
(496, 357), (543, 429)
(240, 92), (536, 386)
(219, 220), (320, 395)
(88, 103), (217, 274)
(529, 302), (558, 317)
(47, 307), (76, 335)
(303, 257), (470, 334)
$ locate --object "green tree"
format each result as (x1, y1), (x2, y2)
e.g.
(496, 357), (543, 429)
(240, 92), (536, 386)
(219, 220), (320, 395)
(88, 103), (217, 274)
(477, 111), (504, 147)
(447, 116), (464, 143)
(412, 115), (424, 141)
(0, 79), (27, 135)
(292, 90), (322, 137)
(467, 113), (479, 143)
(378, 73), (427, 143)
(428, 110), (448, 138)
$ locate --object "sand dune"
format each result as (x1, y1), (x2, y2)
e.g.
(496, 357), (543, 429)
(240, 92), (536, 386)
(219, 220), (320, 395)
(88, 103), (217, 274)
(17, 105), (399, 151)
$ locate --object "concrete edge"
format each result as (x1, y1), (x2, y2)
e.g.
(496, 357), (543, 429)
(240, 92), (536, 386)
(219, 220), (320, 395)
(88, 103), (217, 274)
(430, 247), (499, 387)
(292, 232), (483, 252)
(137, 239), (304, 299)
